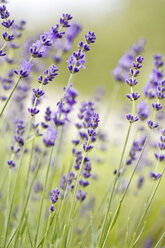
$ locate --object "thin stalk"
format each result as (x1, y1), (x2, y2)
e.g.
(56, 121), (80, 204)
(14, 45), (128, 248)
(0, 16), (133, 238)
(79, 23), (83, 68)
(65, 138), (91, 247)
(25, 213), (33, 248)
(25, 138), (35, 189)
(126, 217), (130, 248)
(0, 77), (21, 117)
(37, 211), (56, 248)
(0, 41), (7, 51)
(34, 146), (54, 247)
(132, 167), (165, 247)
(42, 214), (52, 248)
(7, 152), (44, 247)
(153, 231), (165, 248)
(100, 132), (150, 248)
(4, 76), (44, 246)
(98, 122), (132, 246)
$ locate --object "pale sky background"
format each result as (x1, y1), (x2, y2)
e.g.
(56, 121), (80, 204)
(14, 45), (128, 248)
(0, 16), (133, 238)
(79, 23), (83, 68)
(8, 0), (123, 28)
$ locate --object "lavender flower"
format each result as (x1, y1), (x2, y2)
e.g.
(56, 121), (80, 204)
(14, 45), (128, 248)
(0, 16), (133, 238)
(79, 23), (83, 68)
(126, 56), (144, 123)
(53, 84), (78, 127)
(143, 54), (164, 99)
(137, 101), (150, 121)
(154, 129), (165, 162)
(113, 39), (145, 83)
(43, 127), (58, 147)
(76, 189), (87, 202)
(7, 120), (25, 168)
(49, 188), (61, 211)
(38, 65), (58, 85)
(67, 31), (96, 74)
(137, 176), (144, 189)
(150, 172), (162, 180)
(15, 60), (33, 78)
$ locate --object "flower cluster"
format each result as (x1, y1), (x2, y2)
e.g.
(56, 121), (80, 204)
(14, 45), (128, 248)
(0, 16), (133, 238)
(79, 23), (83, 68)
(59, 172), (75, 192)
(0, 69), (14, 100)
(67, 31), (96, 74)
(52, 23), (81, 63)
(146, 55), (165, 129)
(143, 55), (164, 99)
(137, 101), (150, 121)
(49, 188), (61, 212)
(0, 4), (15, 56)
(38, 64), (58, 85)
(154, 129), (165, 162)
(113, 39), (145, 82)
(71, 101), (100, 202)
(7, 120), (25, 168)
(150, 129), (165, 180)
(126, 56), (144, 123)
(30, 13), (72, 59)
(126, 136), (146, 165)
(15, 60), (33, 78)
(28, 64), (58, 117)
(43, 127), (58, 147)
(41, 107), (52, 128)
(53, 84), (78, 127)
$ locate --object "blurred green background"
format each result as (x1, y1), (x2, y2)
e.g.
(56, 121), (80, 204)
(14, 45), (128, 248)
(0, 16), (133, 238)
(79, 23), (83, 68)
(8, 0), (165, 101)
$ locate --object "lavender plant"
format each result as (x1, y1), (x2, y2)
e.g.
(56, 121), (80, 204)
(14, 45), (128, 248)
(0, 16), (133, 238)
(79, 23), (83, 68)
(1, 2), (165, 248)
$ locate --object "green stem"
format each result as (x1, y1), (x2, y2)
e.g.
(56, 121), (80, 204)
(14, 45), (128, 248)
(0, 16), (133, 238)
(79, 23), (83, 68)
(65, 138), (91, 247)
(132, 167), (165, 247)
(1, 41), (7, 51)
(34, 146), (54, 247)
(0, 77), (21, 117)
(153, 231), (165, 248)
(101, 132), (150, 248)
(98, 122), (132, 246)
(42, 214), (52, 248)
(7, 152), (44, 247)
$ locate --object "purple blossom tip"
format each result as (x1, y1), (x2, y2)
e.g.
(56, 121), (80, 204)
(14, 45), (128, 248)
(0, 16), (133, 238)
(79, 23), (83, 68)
(150, 171), (162, 180)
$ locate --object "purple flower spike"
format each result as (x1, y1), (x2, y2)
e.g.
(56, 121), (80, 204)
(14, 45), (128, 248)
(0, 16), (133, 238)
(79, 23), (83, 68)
(85, 31), (96, 44)
(50, 188), (60, 203)
(137, 176), (144, 189)
(137, 101), (150, 121)
(154, 153), (165, 161)
(0, 49), (6, 56)
(147, 120), (159, 129)
(28, 107), (40, 116)
(0, 5), (10, 19)
(126, 92), (140, 101)
(60, 13), (72, 28)
(38, 64), (58, 85)
(125, 78), (138, 87)
(45, 107), (52, 122)
(2, 19), (14, 28)
(33, 88), (44, 98)
(126, 114), (139, 123)
(79, 179), (89, 187)
(2, 32), (15, 41)
(150, 172), (162, 180)
(43, 127), (58, 147)
(15, 60), (33, 78)
(152, 103), (163, 111)
(7, 160), (15, 168)
(76, 189), (87, 202)
(49, 205), (55, 212)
